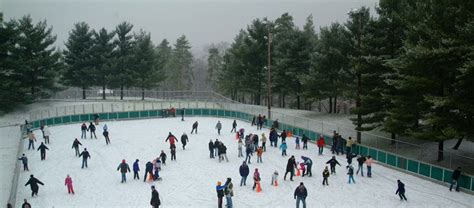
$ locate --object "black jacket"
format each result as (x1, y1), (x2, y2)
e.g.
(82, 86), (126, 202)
(79, 151), (90, 160)
(294, 186), (308, 199)
(72, 140), (82, 148)
(117, 162), (130, 173)
(145, 162), (153, 172)
(396, 181), (405, 194)
(286, 158), (297, 171)
(357, 156), (366, 165)
(209, 141), (214, 150)
(150, 189), (160, 206)
(452, 169), (461, 180)
(37, 144), (49, 153)
(326, 158), (341, 167)
(240, 164), (250, 177)
(181, 134), (189, 144)
(25, 177), (44, 191)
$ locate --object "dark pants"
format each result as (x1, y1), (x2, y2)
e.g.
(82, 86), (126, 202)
(322, 177), (328, 185)
(305, 164), (312, 177)
(191, 127), (197, 134)
(218, 129), (221, 135)
(281, 150), (287, 156)
(134, 171), (139, 180)
(81, 130), (86, 139)
(105, 136), (110, 145)
(240, 176), (247, 186)
(284, 170), (294, 181)
(90, 131), (97, 139)
(330, 166), (336, 174)
(82, 159), (88, 168)
(367, 166), (372, 177)
(356, 164), (364, 176)
(303, 142), (307, 149)
(23, 163), (29, 171)
(171, 153), (176, 160)
(296, 196), (306, 208)
(318, 147), (323, 155)
(40, 151), (46, 160)
(218, 197), (223, 208)
(210, 149), (214, 158)
(182, 143), (186, 150)
(450, 179), (460, 192)
(231, 127), (236, 133)
(144, 171), (152, 182)
(44, 136), (50, 144)
(398, 192), (407, 200)
(31, 189), (38, 197)
(262, 142), (266, 151)
(121, 173), (126, 183)
(246, 154), (251, 164)
(28, 140), (35, 150)
(74, 147), (80, 156)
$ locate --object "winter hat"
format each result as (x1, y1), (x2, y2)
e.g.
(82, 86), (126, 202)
(122, 159), (126, 163)
(255, 168), (258, 171)
(217, 181), (222, 186)
(30, 174), (34, 178)
(151, 185), (155, 189)
(136, 159), (139, 162)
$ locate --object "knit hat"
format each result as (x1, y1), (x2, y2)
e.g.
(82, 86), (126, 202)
(122, 159), (126, 163)
(217, 181), (222, 185)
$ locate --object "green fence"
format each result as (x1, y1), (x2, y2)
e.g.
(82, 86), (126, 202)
(30, 108), (473, 192)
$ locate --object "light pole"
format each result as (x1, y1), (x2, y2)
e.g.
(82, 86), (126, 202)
(267, 31), (272, 120)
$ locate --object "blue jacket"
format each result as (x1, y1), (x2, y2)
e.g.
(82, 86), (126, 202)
(239, 164), (250, 177)
(280, 143), (288, 151)
(133, 161), (140, 172)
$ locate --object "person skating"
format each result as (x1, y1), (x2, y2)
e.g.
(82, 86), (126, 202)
(346, 152), (357, 165)
(25, 174), (44, 197)
(224, 177), (234, 208)
(150, 185), (161, 208)
(181, 108), (185, 121)
(365, 155), (374, 177)
(271, 171), (279, 186)
(216, 121), (222, 135)
(256, 146), (263, 163)
(37, 142), (49, 160)
(326, 156), (341, 175)
(301, 156), (313, 177)
(270, 128), (278, 147)
(284, 155), (297, 181)
(216, 181), (226, 208)
(238, 128), (245, 139)
(317, 135), (325, 155)
(237, 139), (243, 157)
(133, 159), (140, 180)
(165, 132), (178, 149)
(64, 174), (75, 194)
(43, 125), (51, 144)
(88, 122), (97, 139)
(322, 166), (330, 186)
(170, 146), (177, 161)
(396, 180), (407, 201)
(144, 161), (153, 182)
(301, 134), (309, 150)
(80, 123), (87, 139)
(79, 148), (91, 168)
(347, 164), (355, 184)
(346, 136), (354, 154)
(245, 145), (252, 164)
(159, 150), (167, 165)
(295, 136), (301, 149)
(252, 134), (259, 152)
(103, 129), (110, 145)
(209, 140), (215, 158)
(356, 155), (366, 176)
(191, 121), (198, 134)
(27, 131), (36, 150)
(22, 199), (31, 208)
(239, 161), (250, 186)
(251, 116), (256, 126)
(153, 160), (161, 181)
(214, 139), (220, 157)
(294, 182), (308, 208)
(450, 167), (462, 192)
(252, 168), (261, 191)
(272, 119), (279, 129)
(279, 141), (288, 156)
(261, 133), (267, 152)
(258, 115), (264, 130)
(231, 120), (237, 133)
(181, 133), (189, 150)
(117, 159), (131, 183)
(18, 154), (29, 171)
(72, 138), (82, 157)
(280, 130), (287, 143)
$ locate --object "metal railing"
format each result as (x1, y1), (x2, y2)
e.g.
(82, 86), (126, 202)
(7, 125), (26, 207)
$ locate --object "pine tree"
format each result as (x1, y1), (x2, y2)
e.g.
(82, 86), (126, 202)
(63, 22), (95, 99)
(207, 47), (223, 89)
(90, 28), (115, 100)
(110, 22), (134, 100)
(167, 35), (193, 91)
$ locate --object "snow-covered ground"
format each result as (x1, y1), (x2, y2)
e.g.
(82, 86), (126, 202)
(15, 117), (473, 207)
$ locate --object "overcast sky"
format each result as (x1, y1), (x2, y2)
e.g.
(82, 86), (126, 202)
(2, 0), (378, 54)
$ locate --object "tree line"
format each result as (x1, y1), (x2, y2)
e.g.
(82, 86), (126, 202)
(209, 0), (474, 161)
(0, 14), (194, 113)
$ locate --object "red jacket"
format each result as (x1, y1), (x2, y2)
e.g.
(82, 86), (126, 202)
(317, 138), (325, 147)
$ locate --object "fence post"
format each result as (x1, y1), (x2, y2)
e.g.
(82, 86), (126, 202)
(102, 103), (104, 113)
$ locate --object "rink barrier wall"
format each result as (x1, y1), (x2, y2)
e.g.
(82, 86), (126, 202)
(8, 125), (26, 207)
(28, 108), (474, 193)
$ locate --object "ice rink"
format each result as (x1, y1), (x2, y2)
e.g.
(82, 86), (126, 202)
(16, 117), (474, 207)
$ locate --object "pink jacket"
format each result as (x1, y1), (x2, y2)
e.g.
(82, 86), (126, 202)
(65, 176), (73, 186)
(365, 158), (374, 166)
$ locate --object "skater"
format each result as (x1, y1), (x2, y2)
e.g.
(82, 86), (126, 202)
(64, 174), (75, 194)
(347, 164), (355, 184)
(191, 121), (198, 134)
(245, 144), (253, 164)
(81, 123), (87, 139)
(238, 128), (245, 139)
(272, 119), (279, 129)
(322, 166), (330, 186)
(239, 161), (250, 186)
(295, 136), (301, 149)
(284, 155), (297, 181)
(165, 132), (178, 149)
(22, 199), (31, 208)
(301, 134), (309, 150)
(356, 155), (366, 176)
(79, 148), (91, 168)
(271, 171), (279, 186)
(37, 142), (49, 160)
(43, 125), (51, 144)
(231, 120), (237, 133)
(279, 141), (288, 156)
(27, 131), (36, 150)
(209, 140), (215, 158)
(181, 133), (189, 150)
(218, 143), (229, 162)
(153, 160), (161, 181)
(150, 186), (161, 208)
(301, 156), (313, 177)
(396, 180), (407, 201)
(24, 174), (44, 197)
(133, 159), (140, 180)
(88, 122), (97, 139)
(256, 146), (263, 163)
(252, 134), (259, 152)
(365, 155), (373, 177)
(450, 167), (462, 192)
(317, 135), (325, 155)
(326, 156), (341, 175)
(216, 121), (222, 135)
(270, 128), (278, 147)
(237, 139), (243, 157)
(216, 181), (226, 208)
(18, 154), (29, 171)
(103, 123), (108, 132)
(72, 138), (82, 157)
(117, 159), (131, 183)
(159, 150), (167, 165)
(280, 130), (287, 143)
(261, 133), (267, 152)
(214, 139), (220, 157)
(294, 182), (308, 208)
(144, 161), (153, 182)
(252, 168), (261, 191)
(346, 152), (357, 165)
(258, 115), (265, 130)
(93, 114), (100, 125)
(346, 136), (354, 154)
(170, 146), (177, 161)
(299, 162), (306, 178)
(103, 129), (110, 145)
(181, 108), (185, 121)
(224, 177), (234, 208)
(251, 116), (256, 126)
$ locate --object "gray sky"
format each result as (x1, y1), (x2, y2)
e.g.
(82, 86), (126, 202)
(2, 0), (378, 54)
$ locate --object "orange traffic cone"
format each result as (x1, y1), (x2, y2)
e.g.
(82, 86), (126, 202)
(296, 168), (301, 176)
(274, 180), (278, 187)
(256, 182), (262, 192)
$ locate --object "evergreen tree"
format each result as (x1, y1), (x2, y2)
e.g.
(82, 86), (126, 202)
(167, 35), (193, 90)
(207, 47), (223, 89)
(90, 28), (115, 100)
(110, 21), (134, 100)
(63, 22), (95, 99)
